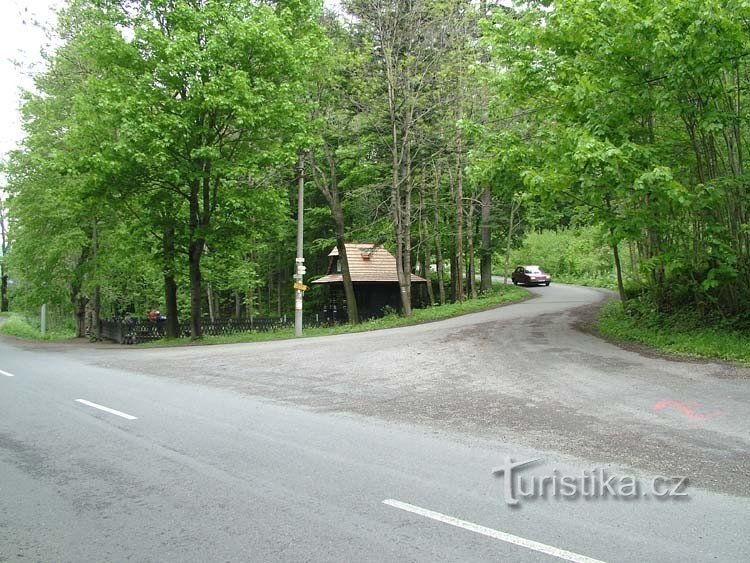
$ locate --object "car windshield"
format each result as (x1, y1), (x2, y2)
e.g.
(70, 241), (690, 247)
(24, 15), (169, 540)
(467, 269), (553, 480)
(525, 267), (542, 274)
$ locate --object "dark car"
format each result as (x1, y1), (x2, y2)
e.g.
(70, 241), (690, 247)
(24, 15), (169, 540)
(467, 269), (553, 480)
(512, 265), (551, 286)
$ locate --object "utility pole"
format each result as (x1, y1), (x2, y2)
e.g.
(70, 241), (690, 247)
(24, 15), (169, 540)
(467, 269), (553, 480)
(293, 153), (307, 337)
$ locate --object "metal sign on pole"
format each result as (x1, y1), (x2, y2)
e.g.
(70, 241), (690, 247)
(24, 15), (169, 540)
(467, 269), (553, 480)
(294, 153), (305, 337)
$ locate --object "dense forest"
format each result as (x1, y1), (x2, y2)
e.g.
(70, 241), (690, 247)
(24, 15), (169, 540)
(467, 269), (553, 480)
(1, 0), (748, 339)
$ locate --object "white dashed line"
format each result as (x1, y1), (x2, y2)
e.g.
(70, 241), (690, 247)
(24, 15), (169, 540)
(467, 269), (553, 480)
(0, 369), (15, 377)
(382, 499), (606, 563)
(75, 399), (138, 420)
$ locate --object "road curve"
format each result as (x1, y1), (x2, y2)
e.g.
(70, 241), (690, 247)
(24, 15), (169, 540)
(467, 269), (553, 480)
(1, 282), (749, 562)
(72, 282), (750, 493)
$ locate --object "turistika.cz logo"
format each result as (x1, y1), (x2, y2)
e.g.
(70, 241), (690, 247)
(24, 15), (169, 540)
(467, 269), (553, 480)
(492, 458), (689, 506)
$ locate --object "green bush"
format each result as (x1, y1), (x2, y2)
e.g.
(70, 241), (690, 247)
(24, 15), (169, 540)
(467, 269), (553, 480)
(502, 226), (637, 290)
(596, 301), (750, 364)
(0, 312), (75, 340)
(0, 314), (41, 339)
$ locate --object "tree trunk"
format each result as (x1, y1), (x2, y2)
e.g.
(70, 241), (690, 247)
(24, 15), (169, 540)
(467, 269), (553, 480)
(334, 222), (359, 324)
(421, 249), (434, 306)
(391, 149), (412, 316)
(0, 273), (7, 312)
(450, 254), (459, 302)
(504, 200), (517, 286)
(74, 294), (87, 338)
(90, 221), (101, 340)
(480, 186), (492, 293)
(330, 187), (359, 324)
(164, 274), (178, 338)
(420, 191), (435, 306)
(92, 285), (101, 340)
(0, 198), (8, 312)
(207, 282), (216, 322)
(403, 152), (413, 309)
(234, 291), (241, 319)
(433, 174), (446, 304)
(435, 235), (446, 304)
(386, 52), (411, 317)
(266, 273), (272, 316)
(477, 0), (492, 293)
(394, 208), (412, 315)
(613, 241), (627, 305)
(277, 269), (282, 317)
(71, 247), (89, 338)
(246, 284), (254, 319)
(188, 239), (204, 339)
(467, 202), (477, 299)
(188, 174), (206, 339)
(455, 154), (464, 302)
(163, 224), (179, 338)
(310, 145), (361, 324)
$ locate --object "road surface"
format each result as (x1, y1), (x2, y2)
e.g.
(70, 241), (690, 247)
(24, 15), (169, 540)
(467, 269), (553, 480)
(1, 283), (748, 562)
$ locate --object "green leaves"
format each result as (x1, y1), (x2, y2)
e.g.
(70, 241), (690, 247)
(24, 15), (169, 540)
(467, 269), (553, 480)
(481, 0), (750, 316)
(4, 0), (324, 327)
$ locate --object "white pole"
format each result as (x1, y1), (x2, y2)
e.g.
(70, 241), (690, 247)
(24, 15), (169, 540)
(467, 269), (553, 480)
(294, 153), (305, 337)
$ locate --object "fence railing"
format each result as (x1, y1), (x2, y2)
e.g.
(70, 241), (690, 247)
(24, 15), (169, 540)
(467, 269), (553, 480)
(99, 316), (333, 344)
(99, 319), (170, 344)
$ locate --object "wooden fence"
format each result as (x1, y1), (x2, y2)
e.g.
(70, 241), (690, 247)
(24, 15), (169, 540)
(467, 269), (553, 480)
(99, 316), (330, 344)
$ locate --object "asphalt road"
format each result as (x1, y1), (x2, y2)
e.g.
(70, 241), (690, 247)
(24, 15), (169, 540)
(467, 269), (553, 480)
(1, 282), (748, 562)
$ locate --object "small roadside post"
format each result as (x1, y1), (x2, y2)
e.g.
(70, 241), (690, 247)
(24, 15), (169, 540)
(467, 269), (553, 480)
(294, 153), (306, 337)
(40, 303), (47, 336)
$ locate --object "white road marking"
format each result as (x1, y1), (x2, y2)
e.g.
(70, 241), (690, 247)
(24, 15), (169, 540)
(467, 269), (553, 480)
(382, 499), (606, 563)
(0, 369), (15, 377)
(75, 399), (138, 420)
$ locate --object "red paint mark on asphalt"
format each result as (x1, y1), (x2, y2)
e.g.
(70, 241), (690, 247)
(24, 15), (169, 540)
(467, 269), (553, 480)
(653, 400), (724, 421)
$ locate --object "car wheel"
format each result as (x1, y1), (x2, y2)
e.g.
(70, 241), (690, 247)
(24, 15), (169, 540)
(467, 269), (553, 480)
(513, 280), (517, 285)
(545, 281), (550, 286)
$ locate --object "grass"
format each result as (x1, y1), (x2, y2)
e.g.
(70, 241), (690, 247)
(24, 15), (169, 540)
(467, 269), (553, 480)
(0, 312), (76, 340)
(502, 226), (640, 291)
(143, 284), (531, 347)
(548, 274), (618, 290)
(595, 301), (750, 365)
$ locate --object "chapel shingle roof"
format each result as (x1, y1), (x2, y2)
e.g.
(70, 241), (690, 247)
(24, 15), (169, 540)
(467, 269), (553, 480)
(312, 243), (427, 284)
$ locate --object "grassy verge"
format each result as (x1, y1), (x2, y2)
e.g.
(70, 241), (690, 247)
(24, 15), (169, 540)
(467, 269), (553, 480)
(0, 312), (75, 340)
(595, 301), (750, 365)
(549, 274), (618, 290)
(144, 284), (531, 347)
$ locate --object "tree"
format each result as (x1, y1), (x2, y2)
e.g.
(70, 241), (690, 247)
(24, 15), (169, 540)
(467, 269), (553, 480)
(4, 0), (324, 337)
(346, 0), (478, 313)
(107, 0), (323, 337)
(0, 192), (9, 312)
(3, 20), (106, 335)
(484, 0), (750, 317)
(308, 13), (359, 323)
